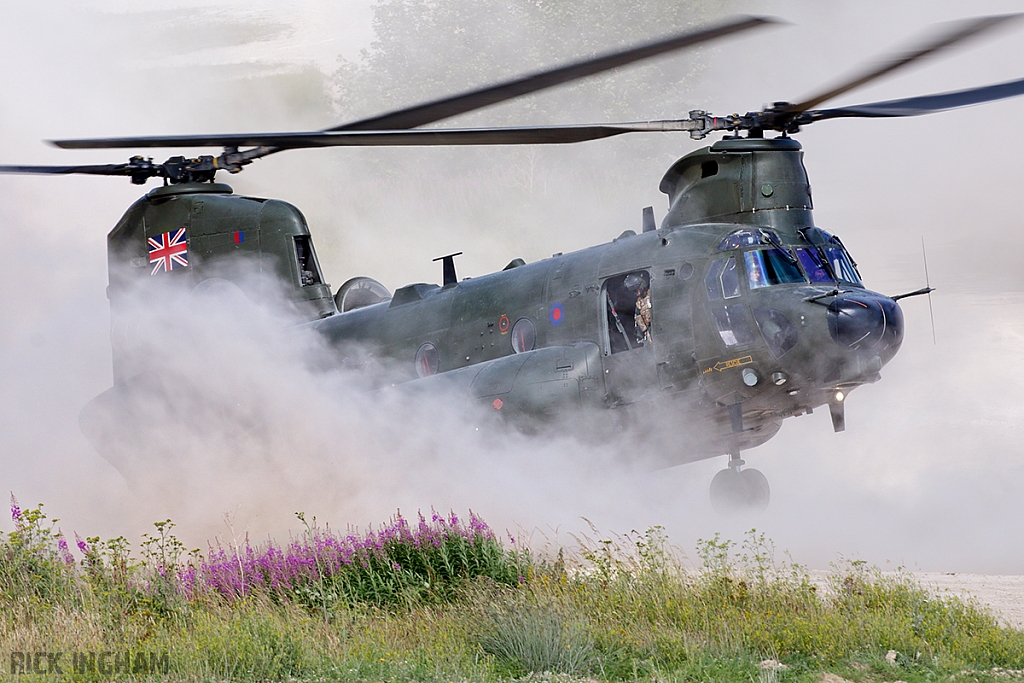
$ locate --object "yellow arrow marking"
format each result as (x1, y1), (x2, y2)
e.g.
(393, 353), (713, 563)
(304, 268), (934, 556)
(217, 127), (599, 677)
(709, 355), (753, 372)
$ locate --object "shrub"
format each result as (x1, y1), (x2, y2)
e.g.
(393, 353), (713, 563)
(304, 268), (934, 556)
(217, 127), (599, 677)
(183, 510), (529, 611)
(476, 594), (595, 675)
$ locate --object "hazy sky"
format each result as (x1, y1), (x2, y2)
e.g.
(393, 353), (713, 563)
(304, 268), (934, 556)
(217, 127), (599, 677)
(1, 0), (1023, 574)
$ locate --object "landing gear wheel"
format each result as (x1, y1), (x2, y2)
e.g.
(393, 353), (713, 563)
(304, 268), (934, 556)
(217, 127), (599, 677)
(740, 468), (770, 510)
(710, 467), (770, 513)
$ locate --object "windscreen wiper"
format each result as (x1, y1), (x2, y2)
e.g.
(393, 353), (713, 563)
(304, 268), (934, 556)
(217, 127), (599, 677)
(804, 288), (853, 305)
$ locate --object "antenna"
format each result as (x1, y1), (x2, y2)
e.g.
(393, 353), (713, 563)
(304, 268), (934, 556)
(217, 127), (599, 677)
(433, 252), (463, 286)
(922, 236), (936, 345)
(642, 206), (656, 233)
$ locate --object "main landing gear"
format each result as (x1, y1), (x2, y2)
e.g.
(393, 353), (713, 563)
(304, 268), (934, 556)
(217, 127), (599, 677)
(709, 452), (770, 512)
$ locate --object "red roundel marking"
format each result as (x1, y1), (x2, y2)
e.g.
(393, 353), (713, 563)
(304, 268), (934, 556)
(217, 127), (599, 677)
(549, 302), (564, 326)
(498, 314), (510, 333)
(492, 398), (503, 410)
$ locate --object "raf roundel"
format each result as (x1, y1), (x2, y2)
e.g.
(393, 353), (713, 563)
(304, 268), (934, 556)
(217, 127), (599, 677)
(548, 302), (564, 327)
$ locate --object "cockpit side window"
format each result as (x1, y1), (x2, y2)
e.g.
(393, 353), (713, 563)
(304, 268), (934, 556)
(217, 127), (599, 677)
(721, 258), (740, 298)
(705, 259), (724, 300)
(710, 305), (756, 347)
(705, 254), (756, 348)
(744, 249), (805, 289)
(705, 257), (740, 301)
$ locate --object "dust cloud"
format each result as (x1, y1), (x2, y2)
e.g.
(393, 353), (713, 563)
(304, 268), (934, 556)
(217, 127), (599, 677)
(1, 0), (1023, 573)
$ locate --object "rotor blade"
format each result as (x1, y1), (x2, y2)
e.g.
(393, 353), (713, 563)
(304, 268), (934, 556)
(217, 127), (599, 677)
(787, 13), (1021, 113)
(329, 16), (778, 132)
(50, 16), (775, 160)
(52, 121), (700, 150)
(805, 76), (1024, 120)
(0, 163), (144, 176)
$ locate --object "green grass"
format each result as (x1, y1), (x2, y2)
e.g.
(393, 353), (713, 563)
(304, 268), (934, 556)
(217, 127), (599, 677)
(2, 501), (1024, 682)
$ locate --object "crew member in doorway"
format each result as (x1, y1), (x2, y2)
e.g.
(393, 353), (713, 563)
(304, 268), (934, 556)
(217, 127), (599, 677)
(625, 273), (652, 345)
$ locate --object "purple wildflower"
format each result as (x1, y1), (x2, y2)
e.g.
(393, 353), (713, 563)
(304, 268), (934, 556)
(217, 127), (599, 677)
(57, 534), (74, 565)
(150, 508), (514, 604)
(75, 532), (91, 556)
(9, 494), (21, 522)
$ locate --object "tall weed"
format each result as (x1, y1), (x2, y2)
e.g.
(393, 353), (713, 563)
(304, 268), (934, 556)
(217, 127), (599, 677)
(0, 497), (79, 615)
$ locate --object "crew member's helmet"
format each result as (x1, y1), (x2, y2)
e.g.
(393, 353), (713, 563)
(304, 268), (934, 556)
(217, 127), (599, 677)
(624, 273), (647, 294)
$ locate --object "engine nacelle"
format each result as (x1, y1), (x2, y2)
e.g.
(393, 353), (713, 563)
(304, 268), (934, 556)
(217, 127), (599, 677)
(334, 277), (392, 312)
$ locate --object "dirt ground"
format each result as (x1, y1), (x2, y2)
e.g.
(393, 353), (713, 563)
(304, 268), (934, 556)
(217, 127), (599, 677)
(914, 573), (1024, 629)
(809, 571), (1024, 629)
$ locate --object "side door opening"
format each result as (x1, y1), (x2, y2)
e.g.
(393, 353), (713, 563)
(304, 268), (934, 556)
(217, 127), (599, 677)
(603, 270), (651, 355)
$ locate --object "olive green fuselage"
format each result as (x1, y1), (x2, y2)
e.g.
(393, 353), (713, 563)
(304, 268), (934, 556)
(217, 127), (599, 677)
(305, 137), (902, 463)
(101, 137), (904, 466)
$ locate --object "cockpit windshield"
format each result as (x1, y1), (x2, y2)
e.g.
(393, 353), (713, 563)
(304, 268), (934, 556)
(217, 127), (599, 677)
(823, 246), (862, 285)
(798, 227), (863, 286)
(712, 226), (864, 290)
(716, 228), (775, 251)
(795, 248), (832, 283)
(744, 249), (805, 289)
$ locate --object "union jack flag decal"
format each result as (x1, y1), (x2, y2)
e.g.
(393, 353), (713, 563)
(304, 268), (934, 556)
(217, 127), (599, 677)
(148, 228), (189, 274)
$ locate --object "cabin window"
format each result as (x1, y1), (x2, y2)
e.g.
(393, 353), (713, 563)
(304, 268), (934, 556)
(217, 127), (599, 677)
(293, 235), (323, 287)
(415, 342), (439, 378)
(603, 270), (651, 354)
(744, 248), (806, 289)
(511, 318), (536, 354)
(710, 305), (756, 347)
(705, 257), (740, 301)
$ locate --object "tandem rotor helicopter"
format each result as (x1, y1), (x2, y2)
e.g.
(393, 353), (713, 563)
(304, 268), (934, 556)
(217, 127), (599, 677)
(4, 14), (1024, 510)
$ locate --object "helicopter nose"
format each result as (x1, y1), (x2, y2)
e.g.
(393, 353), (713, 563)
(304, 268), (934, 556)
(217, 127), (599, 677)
(827, 294), (903, 352)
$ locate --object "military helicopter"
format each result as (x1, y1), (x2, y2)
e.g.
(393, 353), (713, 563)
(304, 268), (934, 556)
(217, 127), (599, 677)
(4, 14), (1024, 510)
